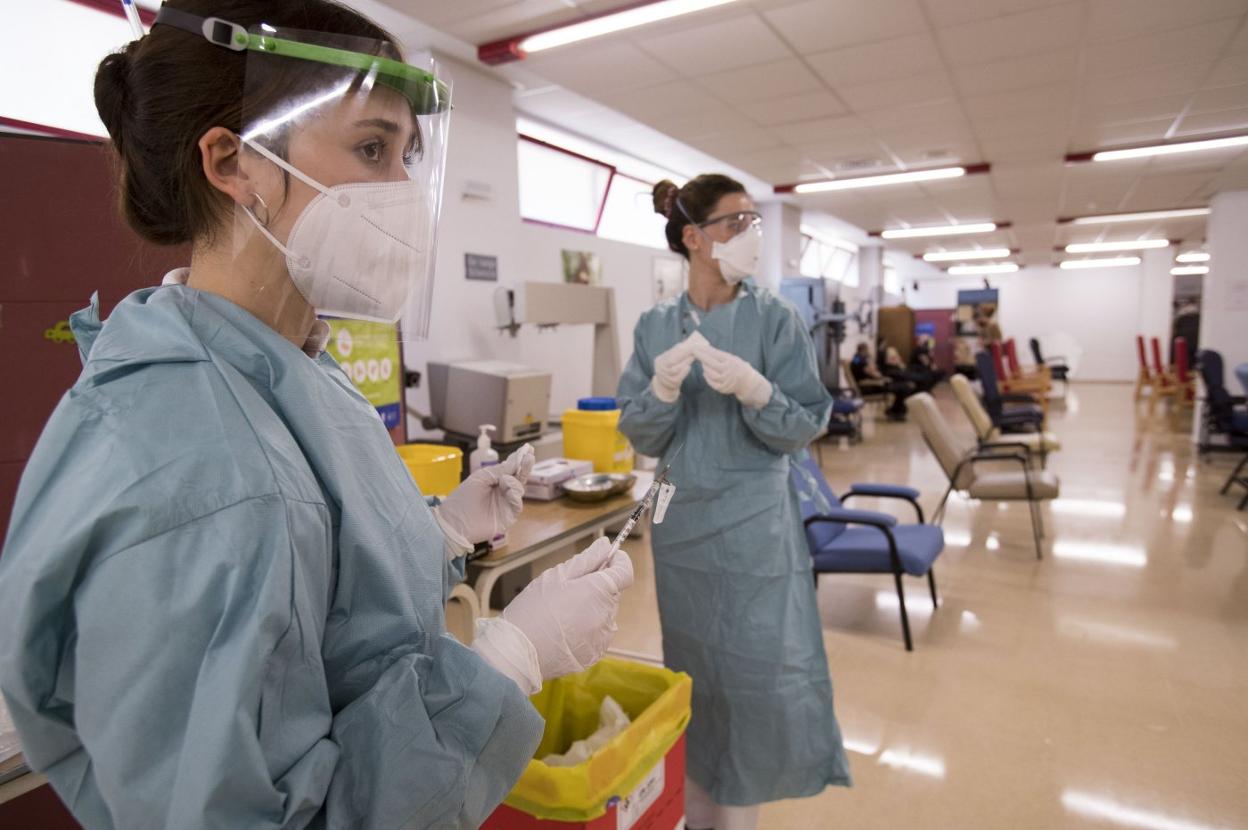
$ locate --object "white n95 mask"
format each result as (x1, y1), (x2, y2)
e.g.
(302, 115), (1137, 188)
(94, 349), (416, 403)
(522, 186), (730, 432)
(710, 224), (762, 284)
(241, 137), (428, 323)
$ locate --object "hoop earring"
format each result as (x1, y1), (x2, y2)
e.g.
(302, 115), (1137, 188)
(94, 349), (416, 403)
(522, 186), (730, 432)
(250, 192), (271, 226)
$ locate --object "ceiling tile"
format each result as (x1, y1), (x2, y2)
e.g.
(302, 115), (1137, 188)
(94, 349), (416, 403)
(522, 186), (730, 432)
(1081, 63), (1213, 109)
(525, 43), (680, 95)
(637, 14), (792, 75)
(1085, 0), (1248, 41)
(936, 2), (1084, 67)
(695, 58), (824, 101)
(964, 83), (1075, 123)
(922, 0), (1073, 29)
(952, 49), (1080, 96)
(1127, 171), (1219, 207)
(1084, 21), (1237, 77)
(859, 100), (972, 133)
(1177, 107), (1248, 135)
(745, 91), (849, 125)
(836, 72), (957, 113)
(1206, 53), (1248, 88)
(806, 33), (944, 88)
(762, 0), (928, 54)
(691, 126), (786, 157)
(1189, 84), (1248, 115)
(1068, 118), (1177, 151)
(600, 80), (709, 120)
(772, 114), (874, 145)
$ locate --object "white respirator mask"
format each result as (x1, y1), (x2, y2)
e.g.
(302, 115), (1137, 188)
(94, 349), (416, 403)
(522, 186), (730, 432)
(241, 137), (428, 324)
(710, 224), (762, 284)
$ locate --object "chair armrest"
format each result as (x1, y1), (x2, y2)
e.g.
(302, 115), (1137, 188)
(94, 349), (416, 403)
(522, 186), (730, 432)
(847, 483), (920, 500)
(805, 508), (898, 529)
(978, 440), (1036, 459)
(844, 484), (925, 524)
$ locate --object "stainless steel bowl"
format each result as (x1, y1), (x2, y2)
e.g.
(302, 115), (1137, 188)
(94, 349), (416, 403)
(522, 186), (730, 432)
(562, 473), (637, 503)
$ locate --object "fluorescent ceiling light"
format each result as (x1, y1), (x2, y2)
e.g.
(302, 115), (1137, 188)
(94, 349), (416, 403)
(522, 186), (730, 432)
(520, 0), (744, 53)
(1065, 208), (1210, 225)
(1171, 265), (1209, 276)
(1059, 257), (1141, 270)
(794, 166), (965, 194)
(948, 263), (1019, 275)
(923, 248), (1011, 262)
(1091, 134), (1248, 162)
(881, 222), (997, 239)
(1175, 251), (1210, 263)
(1064, 239), (1169, 253)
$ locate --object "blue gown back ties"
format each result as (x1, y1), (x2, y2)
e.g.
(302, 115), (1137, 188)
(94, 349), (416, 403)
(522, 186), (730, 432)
(0, 285), (543, 829)
(616, 281), (851, 806)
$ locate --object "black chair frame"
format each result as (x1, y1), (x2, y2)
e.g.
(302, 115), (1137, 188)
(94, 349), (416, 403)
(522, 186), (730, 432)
(925, 440), (1044, 560)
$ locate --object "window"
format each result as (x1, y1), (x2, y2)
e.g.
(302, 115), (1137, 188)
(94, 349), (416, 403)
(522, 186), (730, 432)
(3, 1), (161, 139)
(884, 265), (901, 296)
(517, 130), (672, 250)
(799, 232), (858, 285)
(597, 173), (668, 249)
(517, 136), (613, 233)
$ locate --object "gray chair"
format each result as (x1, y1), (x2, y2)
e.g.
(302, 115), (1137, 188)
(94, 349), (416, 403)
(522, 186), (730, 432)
(909, 392), (1059, 559)
(950, 374), (1060, 468)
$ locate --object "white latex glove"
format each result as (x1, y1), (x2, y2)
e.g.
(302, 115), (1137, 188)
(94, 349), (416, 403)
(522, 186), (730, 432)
(651, 339), (697, 404)
(434, 444), (535, 554)
(693, 341), (773, 409)
(502, 537), (634, 680)
(471, 616), (543, 695)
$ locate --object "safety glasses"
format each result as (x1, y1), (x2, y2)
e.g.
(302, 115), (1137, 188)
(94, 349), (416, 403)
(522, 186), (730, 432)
(698, 210), (762, 236)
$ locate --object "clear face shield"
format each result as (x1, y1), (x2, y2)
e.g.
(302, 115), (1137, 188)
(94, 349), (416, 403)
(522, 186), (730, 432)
(224, 19), (450, 340)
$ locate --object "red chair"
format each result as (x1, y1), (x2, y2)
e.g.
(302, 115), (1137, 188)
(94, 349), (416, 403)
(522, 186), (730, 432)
(1174, 336), (1195, 408)
(1134, 335), (1152, 401)
(991, 341), (1050, 410)
(1148, 336), (1178, 414)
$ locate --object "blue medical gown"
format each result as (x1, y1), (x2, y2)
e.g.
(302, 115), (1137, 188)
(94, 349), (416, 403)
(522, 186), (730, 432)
(616, 282), (850, 806)
(0, 286), (543, 828)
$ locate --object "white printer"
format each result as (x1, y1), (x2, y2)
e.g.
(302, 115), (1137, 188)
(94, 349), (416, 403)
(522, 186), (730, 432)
(426, 360), (552, 444)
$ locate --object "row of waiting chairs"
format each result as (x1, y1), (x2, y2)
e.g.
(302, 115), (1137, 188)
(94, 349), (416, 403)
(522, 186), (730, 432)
(794, 349), (1062, 650)
(1198, 350), (1248, 510)
(1134, 334), (1196, 417)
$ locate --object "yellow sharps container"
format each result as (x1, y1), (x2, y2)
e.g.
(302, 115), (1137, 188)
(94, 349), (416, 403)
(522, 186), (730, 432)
(562, 398), (634, 474)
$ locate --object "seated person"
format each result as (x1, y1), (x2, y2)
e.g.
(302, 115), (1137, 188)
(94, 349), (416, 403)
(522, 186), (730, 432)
(911, 338), (947, 386)
(882, 345), (937, 393)
(851, 343), (912, 420)
(953, 337), (979, 380)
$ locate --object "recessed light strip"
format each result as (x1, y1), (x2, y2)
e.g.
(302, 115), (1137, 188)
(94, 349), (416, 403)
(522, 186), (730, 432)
(923, 248), (1012, 262)
(1059, 257), (1142, 270)
(1171, 265), (1209, 276)
(947, 263), (1019, 275)
(478, 0), (744, 64)
(1067, 133), (1248, 163)
(876, 221), (1005, 239)
(777, 164), (990, 195)
(1064, 239), (1170, 253)
(1175, 252), (1209, 263)
(1058, 208), (1210, 225)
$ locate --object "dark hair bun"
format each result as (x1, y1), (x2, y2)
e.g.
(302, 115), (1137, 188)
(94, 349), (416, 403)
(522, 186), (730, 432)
(94, 48), (133, 148)
(652, 179), (679, 218)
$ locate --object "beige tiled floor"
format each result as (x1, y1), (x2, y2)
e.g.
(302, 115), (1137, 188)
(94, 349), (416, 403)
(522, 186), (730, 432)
(610, 383), (1248, 830)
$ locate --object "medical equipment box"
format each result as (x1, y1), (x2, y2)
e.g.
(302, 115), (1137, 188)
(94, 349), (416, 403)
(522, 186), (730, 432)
(427, 360), (552, 444)
(524, 458), (594, 501)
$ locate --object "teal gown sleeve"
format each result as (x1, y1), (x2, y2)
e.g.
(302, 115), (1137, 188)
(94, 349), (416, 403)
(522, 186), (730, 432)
(617, 316), (683, 457)
(16, 494), (538, 830)
(740, 303), (832, 454)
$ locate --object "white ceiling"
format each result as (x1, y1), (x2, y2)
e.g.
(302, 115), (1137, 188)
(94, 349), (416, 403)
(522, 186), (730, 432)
(383, 0), (1248, 265)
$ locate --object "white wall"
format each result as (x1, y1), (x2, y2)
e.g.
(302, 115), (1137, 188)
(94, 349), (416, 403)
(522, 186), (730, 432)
(403, 55), (682, 436)
(1203, 190), (1248, 373)
(909, 263), (1162, 382)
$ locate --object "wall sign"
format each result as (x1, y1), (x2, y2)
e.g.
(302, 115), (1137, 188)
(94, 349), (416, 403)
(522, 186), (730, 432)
(465, 253), (499, 281)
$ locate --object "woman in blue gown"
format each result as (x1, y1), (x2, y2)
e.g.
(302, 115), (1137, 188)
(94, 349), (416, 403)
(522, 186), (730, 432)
(616, 175), (850, 830)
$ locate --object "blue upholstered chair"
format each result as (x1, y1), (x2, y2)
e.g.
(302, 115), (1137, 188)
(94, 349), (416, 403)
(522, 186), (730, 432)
(790, 454), (944, 651)
(976, 351), (1045, 433)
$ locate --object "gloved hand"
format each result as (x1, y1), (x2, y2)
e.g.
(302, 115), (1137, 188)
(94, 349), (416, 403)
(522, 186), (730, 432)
(693, 341), (773, 409)
(501, 537), (634, 680)
(471, 616), (543, 695)
(651, 339), (697, 403)
(434, 444), (535, 554)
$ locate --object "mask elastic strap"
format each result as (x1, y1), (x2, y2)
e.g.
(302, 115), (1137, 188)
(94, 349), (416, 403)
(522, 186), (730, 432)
(240, 203), (312, 269)
(239, 136), (340, 203)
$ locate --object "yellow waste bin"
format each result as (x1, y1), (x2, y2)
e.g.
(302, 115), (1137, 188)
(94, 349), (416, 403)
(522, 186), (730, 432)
(563, 399), (634, 474)
(395, 443), (462, 497)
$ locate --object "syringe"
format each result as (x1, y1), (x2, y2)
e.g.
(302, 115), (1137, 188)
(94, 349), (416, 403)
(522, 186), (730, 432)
(609, 468), (669, 555)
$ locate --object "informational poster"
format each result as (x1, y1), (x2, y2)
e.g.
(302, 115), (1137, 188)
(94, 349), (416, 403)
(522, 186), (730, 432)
(324, 319), (403, 430)
(562, 249), (602, 285)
